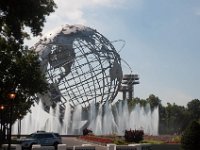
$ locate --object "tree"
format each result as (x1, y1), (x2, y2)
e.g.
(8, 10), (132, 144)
(146, 94), (161, 110)
(159, 102), (190, 134)
(0, 0), (57, 116)
(0, 0), (57, 43)
(0, 0), (57, 143)
(181, 120), (200, 150)
(187, 99), (200, 121)
(0, 38), (49, 143)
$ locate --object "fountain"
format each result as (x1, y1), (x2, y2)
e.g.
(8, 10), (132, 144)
(12, 99), (159, 135)
(87, 100), (159, 135)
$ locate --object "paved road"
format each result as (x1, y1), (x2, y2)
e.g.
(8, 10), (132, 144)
(62, 137), (107, 150)
(61, 137), (181, 150)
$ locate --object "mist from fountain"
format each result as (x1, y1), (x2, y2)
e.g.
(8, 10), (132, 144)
(88, 101), (97, 133)
(70, 105), (82, 134)
(13, 101), (62, 134)
(117, 100), (129, 134)
(61, 101), (71, 134)
(12, 99), (159, 135)
(102, 101), (118, 134)
(87, 100), (159, 135)
(94, 103), (103, 135)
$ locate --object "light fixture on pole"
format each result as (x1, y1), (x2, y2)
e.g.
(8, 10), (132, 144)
(0, 104), (5, 146)
(0, 105), (4, 131)
(7, 92), (16, 150)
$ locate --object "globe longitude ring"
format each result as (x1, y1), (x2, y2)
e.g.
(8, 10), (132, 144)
(34, 24), (123, 110)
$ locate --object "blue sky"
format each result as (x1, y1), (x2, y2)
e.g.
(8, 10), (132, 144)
(27, 0), (200, 106)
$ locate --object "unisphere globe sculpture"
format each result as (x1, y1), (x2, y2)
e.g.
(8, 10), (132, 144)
(34, 24), (123, 109)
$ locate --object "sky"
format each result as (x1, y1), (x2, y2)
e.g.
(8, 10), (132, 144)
(26, 0), (200, 106)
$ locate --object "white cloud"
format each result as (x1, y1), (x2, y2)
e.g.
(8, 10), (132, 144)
(26, 0), (142, 46)
(47, 0), (131, 24)
(25, 0), (128, 46)
(90, 0), (128, 7)
(47, 0), (87, 24)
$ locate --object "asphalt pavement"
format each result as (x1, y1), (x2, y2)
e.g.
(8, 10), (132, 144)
(61, 137), (181, 150)
(61, 137), (107, 150)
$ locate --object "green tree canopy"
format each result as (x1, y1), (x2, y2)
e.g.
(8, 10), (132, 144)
(0, 0), (57, 43)
(181, 120), (200, 150)
(146, 94), (161, 109)
(0, 37), (48, 123)
(187, 99), (200, 121)
(0, 0), (57, 124)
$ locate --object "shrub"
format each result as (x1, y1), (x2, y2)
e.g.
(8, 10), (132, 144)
(181, 120), (200, 150)
(171, 135), (181, 143)
(83, 128), (93, 136)
(124, 129), (144, 143)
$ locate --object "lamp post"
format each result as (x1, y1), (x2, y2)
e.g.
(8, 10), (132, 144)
(0, 105), (5, 146)
(7, 92), (16, 150)
(0, 105), (4, 131)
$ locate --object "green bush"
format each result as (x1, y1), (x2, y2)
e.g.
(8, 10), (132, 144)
(124, 129), (144, 143)
(171, 135), (181, 143)
(181, 120), (200, 150)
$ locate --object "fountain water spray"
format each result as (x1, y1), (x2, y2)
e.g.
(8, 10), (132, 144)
(13, 99), (159, 135)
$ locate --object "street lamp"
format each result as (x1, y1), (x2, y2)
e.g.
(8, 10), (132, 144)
(7, 92), (16, 150)
(0, 105), (4, 110)
(0, 105), (5, 145)
(0, 105), (4, 131)
(8, 93), (16, 100)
